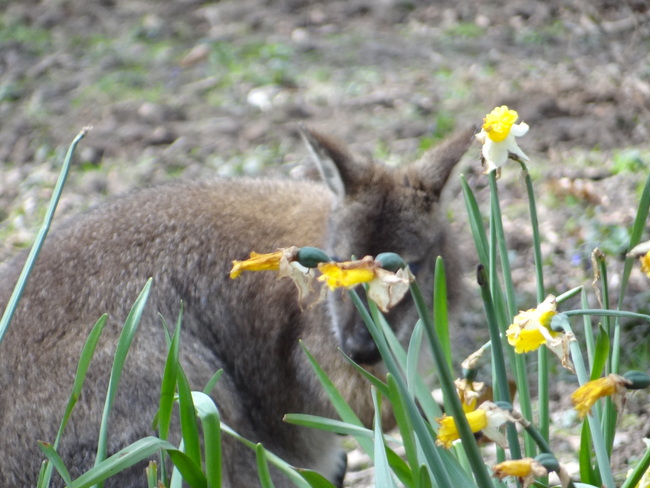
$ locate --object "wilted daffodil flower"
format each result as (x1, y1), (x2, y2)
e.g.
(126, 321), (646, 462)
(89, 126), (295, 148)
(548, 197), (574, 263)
(230, 246), (317, 304)
(436, 401), (514, 449)
(476, 105), (529, 174)
(230, 247), (298, 279)
(627, 240), (650, 278)
(492, 458), (548, 488)
(455, 378), (487, 413)
(571, 373), (632, 419)
(506, 295), (575, 372)
(317, 256), (414, 313)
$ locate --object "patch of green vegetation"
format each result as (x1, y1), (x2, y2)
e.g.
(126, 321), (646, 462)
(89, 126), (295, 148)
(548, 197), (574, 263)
(612, 148), (648, 175)
(208, 40), (297, 88)
(0, 17), (52, 55)
(517, 21), (566, 45)
(419, 111), (456, 150)
(443, 22), (486, 39)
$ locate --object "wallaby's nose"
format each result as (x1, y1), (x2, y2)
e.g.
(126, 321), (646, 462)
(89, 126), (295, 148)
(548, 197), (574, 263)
(343, 324), (382, 365)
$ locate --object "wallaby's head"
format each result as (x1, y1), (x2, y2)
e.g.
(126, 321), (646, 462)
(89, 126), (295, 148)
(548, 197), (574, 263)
(301, 126), (475, 365)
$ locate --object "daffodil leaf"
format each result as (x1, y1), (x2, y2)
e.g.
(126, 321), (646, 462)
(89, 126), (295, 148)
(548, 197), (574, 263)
(591, 324), (610, 381)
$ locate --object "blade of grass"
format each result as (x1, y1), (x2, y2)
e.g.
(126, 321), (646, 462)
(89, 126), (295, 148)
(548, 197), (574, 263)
(256, 444), (274, 488)
(93, 278), (152, 488)
(38, 442), (73, 486)
(192, 391), (222, 488)
(0, 127), (90, 344)
(283, 414), (373, 438)
(177, 368), (202, 467)
(38, 314), (108, 487)
(70, 437), (178, 488)
(371, 388), (398, 488)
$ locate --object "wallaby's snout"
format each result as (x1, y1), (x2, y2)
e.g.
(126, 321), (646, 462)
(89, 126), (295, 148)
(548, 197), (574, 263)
(342, 318), (381, 365)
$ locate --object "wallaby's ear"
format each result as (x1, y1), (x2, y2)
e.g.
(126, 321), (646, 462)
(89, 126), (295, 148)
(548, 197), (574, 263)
(299, 125), (370, 198)
(407, 125), (476, 198)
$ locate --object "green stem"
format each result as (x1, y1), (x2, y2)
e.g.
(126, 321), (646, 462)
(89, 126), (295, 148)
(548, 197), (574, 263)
(410, 277), (495, 487)
(522, 164), (548, 456)
(476, 265), (521, 461)
(487, 172), (525, 460)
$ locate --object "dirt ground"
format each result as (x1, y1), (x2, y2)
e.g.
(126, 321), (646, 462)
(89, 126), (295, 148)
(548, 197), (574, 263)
(1, 0), (649, 486)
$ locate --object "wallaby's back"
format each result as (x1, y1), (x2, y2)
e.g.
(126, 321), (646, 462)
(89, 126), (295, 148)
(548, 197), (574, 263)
(0, 127), (474, 487)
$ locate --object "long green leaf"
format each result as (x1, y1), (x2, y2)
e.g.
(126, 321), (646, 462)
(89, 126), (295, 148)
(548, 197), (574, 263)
(166, 450), (207, 488)
(372, 388), (398, 488)
(71, 437), (177, 488)
(177, 368), (201, 467)
(38, 314), (108, 487)
(256, 444), (275, 488)
(38, 442), (73, 486)
(191, 391), (222, 488)
(283, 414), (373, 438)
(0, 127), (89, 344)
(157, 305), (183, 440)
(299, 341), (373, 454)
(94, 278), (152, 487)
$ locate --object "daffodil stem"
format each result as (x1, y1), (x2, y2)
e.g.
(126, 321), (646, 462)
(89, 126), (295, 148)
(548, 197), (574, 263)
(476, 265), (522, 461)
(620, 440), (650, 488)
(487, 172), (526, 460)
(564, 309), (650, 321)
(409, 278), (495, 488)
(520, 166), (551, 456)
(555, 314), (616, 488)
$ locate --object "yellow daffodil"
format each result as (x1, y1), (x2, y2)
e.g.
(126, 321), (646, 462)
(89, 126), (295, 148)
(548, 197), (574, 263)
(436, 408), (487, 449)
(476, 105), (529, 174)
(492, 458), (547, 488)
(571, 373), (632, 419)
(641, 252), (650, 278)
(436, 402), (513, 449)
(626, 240), (650, 279)
(318, 256), (413, 312)
(506, 295), (576, 372)
(455, 378), (487, 413)
(230, 248), (298, 279)
(506, 295), (558, 353)
(318, 256), (377, 289)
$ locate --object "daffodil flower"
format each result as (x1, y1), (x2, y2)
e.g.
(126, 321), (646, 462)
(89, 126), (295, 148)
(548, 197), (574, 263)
(230, 247), (299, 279)
(506, 295), (559, 353)
(571, 373), (632, 419)
(230, 247), (319, 306)
(506, 295), (575, 372)
(455, 378), (487, 413)
(492, 458), (548, 488)
(476, 105), (529, 174)
(317, 256), (377, 289)
(318, 256), (414, 312)
(436, 401), (514, 449)
(627, 240), (650, 278)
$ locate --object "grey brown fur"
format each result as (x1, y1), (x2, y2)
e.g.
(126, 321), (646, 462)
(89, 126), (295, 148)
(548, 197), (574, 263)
(0, 126), (473, 487)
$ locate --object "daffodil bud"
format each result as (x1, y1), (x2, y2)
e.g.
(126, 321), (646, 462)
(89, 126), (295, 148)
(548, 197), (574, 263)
(623, 370), (650, 390)
(297, 246), (332, 268)
(375, 252), (407, 272)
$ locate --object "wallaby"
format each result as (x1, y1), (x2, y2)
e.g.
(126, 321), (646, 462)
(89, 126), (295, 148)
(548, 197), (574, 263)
(0, 126), (473, 487)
